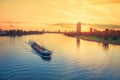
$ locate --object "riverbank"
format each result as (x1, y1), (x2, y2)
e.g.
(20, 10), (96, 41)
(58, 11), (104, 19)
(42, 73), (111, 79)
(0, 29), (44, 36)
(71, 35), (120, 45)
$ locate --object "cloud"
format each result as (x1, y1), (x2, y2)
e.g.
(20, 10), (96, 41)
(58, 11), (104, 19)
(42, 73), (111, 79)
(91, 0), (120, 5)
(48, 23), (75, 28)
(0, 21), (28, 24)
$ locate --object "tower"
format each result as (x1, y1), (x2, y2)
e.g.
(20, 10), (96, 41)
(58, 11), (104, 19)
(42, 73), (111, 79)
(90, 28), (93, 33)
(76, 22), (81, 33)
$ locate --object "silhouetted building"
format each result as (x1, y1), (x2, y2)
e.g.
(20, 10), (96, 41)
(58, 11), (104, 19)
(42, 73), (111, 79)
(90, 28), (93, 33)
(103, 28), (109, 40)
(0, 29), (44, 36)
(64, 25), (120, 42)
(76, 22), (81, 33)
(0, 29), (7, 36)
(0, 29), (2, 35)
(0, 29), (2, 32)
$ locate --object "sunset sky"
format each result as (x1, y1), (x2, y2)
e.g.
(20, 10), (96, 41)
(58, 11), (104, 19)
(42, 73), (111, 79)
(0, 0), (120, 31)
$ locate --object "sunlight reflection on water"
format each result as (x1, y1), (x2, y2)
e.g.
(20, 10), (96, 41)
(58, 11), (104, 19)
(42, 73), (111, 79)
(0, 34), (120, 80)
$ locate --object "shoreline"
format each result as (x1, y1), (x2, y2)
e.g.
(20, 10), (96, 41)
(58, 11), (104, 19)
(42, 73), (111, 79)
(69, 35), (120, 45)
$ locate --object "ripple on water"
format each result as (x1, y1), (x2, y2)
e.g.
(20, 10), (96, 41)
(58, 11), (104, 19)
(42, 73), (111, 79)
(0, 34), (120, 80)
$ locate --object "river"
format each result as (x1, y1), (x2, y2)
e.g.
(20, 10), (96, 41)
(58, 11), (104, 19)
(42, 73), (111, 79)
(0, 33), (120, 80)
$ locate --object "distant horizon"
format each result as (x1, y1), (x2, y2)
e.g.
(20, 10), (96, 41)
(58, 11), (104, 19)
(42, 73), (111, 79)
(0, 21), (120, 25)
(0, 22), (120, 32)
(0, 0), (120, 31)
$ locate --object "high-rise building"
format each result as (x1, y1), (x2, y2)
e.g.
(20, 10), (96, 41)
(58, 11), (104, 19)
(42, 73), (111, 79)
(0, 29), (3, 35)
(90, 28), (93, 33)
(0, 29), (2, 32)
(76, 22), (81, 33)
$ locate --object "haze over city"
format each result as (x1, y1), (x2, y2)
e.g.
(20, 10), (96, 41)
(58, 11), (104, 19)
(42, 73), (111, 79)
(0, 0), (120, 31)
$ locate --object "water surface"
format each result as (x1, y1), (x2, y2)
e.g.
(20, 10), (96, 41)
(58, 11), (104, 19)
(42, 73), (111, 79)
(0, 34), (120, 80)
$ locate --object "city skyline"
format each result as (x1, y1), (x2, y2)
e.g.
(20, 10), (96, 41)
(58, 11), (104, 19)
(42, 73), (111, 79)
(0, 22), (120, 32)
(0, 0), (120, 31)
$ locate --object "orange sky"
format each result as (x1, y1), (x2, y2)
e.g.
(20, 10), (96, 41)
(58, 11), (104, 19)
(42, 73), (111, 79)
(0, 0), (120, 31)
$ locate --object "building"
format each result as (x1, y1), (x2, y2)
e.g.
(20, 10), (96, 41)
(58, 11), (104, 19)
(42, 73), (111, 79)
(90, 28), (93, 33)
(0, 29), (7, 35)
(76, 22), (81, 33)
(0, 29), (2, 35)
